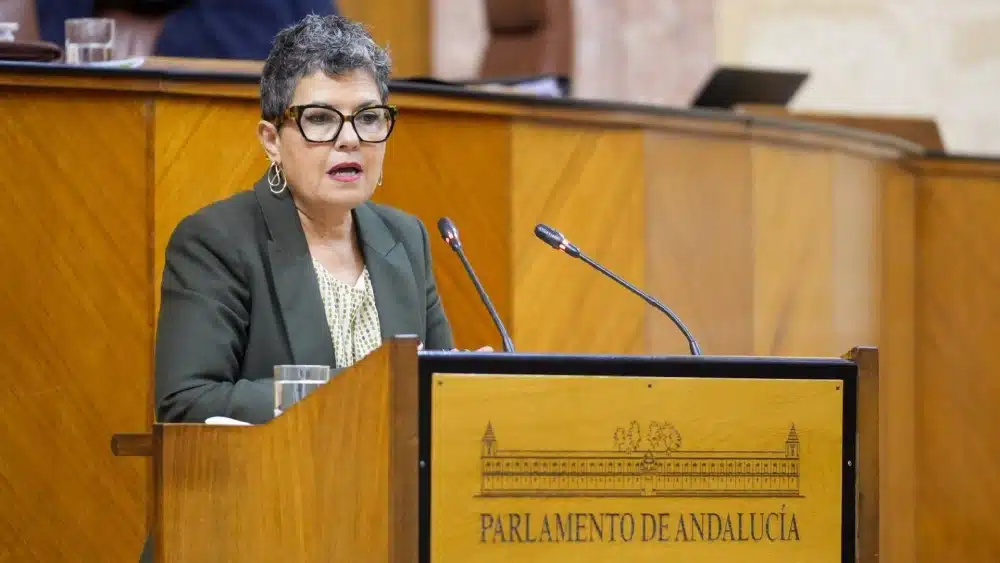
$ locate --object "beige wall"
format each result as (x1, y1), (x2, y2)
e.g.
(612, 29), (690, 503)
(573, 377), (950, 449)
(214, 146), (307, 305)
(431, 0), (487, 82)
(717, 0), (1000, 155)
(433, 0), (1000, 155)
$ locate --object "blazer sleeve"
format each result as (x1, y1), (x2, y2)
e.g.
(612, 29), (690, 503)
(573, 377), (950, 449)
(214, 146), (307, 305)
(154, 212), (273, 424)
(418, 218), (455, 350)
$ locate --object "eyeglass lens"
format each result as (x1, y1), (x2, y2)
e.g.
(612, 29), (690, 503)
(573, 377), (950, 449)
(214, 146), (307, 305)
(299, 106), (392, 142)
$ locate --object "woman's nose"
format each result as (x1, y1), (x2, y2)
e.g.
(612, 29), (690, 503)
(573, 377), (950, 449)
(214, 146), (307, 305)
(335, 122), (362, 149)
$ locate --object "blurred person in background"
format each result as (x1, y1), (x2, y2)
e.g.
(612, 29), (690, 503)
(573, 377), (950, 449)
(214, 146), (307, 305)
(36, 0), (338, 60)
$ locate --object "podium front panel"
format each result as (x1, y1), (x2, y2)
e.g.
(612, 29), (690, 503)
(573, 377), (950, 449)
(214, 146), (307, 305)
(418, 353), (857, 563)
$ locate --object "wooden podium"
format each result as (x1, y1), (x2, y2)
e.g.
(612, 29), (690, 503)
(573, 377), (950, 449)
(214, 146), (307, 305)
(112, 338), (879, 563)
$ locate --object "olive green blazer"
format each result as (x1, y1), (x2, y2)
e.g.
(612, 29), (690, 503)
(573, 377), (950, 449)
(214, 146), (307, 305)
(153, 176), (455, 425)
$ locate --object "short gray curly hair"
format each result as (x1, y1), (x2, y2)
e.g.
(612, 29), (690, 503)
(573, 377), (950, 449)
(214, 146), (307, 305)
(260, 14), (392, 122)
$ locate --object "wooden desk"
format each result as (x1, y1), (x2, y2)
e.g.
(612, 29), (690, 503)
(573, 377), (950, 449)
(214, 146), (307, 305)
(1, 59), (998, 563)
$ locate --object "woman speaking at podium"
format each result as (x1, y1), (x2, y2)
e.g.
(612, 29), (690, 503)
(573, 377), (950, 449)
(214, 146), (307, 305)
(152, 14), (479, 429)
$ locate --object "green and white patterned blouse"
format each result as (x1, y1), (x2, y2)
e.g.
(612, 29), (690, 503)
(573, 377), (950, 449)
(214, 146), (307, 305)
(312, 259), (383, 369)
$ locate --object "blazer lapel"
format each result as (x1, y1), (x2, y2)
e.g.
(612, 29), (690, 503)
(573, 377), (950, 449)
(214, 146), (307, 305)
(354, 204), (422, 343)
(255, 180), (336, 368)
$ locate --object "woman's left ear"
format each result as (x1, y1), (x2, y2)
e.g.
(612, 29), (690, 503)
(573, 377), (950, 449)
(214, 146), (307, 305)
(256, 120), (281, 161)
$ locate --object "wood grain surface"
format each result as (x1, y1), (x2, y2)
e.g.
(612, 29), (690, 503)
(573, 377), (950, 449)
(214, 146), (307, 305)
(153, 339), (418, 562)
(1, 64), (998, 562)
(0, 89), (151, 561)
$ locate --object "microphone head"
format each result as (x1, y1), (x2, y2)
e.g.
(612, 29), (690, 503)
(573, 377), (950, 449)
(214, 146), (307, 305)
(534, 223), (581, 257)
(534, 224), (563, 249)
(437, 217), (461, 250)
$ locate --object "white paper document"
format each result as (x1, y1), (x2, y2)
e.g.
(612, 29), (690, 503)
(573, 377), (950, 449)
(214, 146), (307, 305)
(205, 416), (252, 426)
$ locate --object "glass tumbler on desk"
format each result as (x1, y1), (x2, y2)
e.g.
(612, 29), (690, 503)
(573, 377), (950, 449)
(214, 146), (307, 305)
(0, 23), (19, 42)
(64, 18), (114, 64)
(273, 365), (331, 418)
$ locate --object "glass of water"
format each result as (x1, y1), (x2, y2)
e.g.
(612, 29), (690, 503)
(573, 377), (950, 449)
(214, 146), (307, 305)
(0, 23), (19, 42)
(273, 365), (331, 418)
(64, 18), (114, 64)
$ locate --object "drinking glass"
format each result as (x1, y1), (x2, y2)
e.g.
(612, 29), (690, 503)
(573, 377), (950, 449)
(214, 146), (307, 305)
(0, 23), (18, 42)
(64, 18), (114, 64)
(273, 365), (331, 417)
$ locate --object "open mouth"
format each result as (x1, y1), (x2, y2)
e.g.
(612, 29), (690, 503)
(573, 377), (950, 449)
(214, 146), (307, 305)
(328, 162), (363, 181)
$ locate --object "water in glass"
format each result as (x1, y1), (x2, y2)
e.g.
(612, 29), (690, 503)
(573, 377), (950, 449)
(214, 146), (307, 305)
(273, 365), (331, 417)
(64, 18), (114, 64)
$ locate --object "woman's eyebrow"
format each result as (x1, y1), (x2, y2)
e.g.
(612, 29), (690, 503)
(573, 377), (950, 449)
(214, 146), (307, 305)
(300, 100), (381, 111)
(300, 101), (336, 110)
(353, 99), (381, 110)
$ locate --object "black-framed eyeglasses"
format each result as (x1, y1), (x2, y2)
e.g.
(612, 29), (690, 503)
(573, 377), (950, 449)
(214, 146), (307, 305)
(275, 104), (399, 143)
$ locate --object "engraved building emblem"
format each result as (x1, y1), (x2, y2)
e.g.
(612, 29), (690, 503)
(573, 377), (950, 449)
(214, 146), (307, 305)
(479, 421), (802, 498)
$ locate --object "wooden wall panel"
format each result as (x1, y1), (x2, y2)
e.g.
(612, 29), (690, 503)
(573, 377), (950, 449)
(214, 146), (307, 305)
(752, 146), (880, 357)
(153, 97), (266, 313)
(877, 163), (917, 563)
(643, 132), (753, 355)
(914, 162), (1000, 563)
(14, 65), (1000, 563)
(0, 91), (150, 561)
(830, 153), (880, 350)
(510, 122), (645, 354)
(751, 144), (836, 356)
(375, 111), (512, 351)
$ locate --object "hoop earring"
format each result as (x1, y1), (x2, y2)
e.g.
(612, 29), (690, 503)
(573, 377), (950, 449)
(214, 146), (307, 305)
(267, 161), (287, 195)
(377, 173), (383, 187)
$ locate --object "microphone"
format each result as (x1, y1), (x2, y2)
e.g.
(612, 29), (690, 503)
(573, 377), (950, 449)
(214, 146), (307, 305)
(436, 217), (515, 352)
(534, 224), (703, 355)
